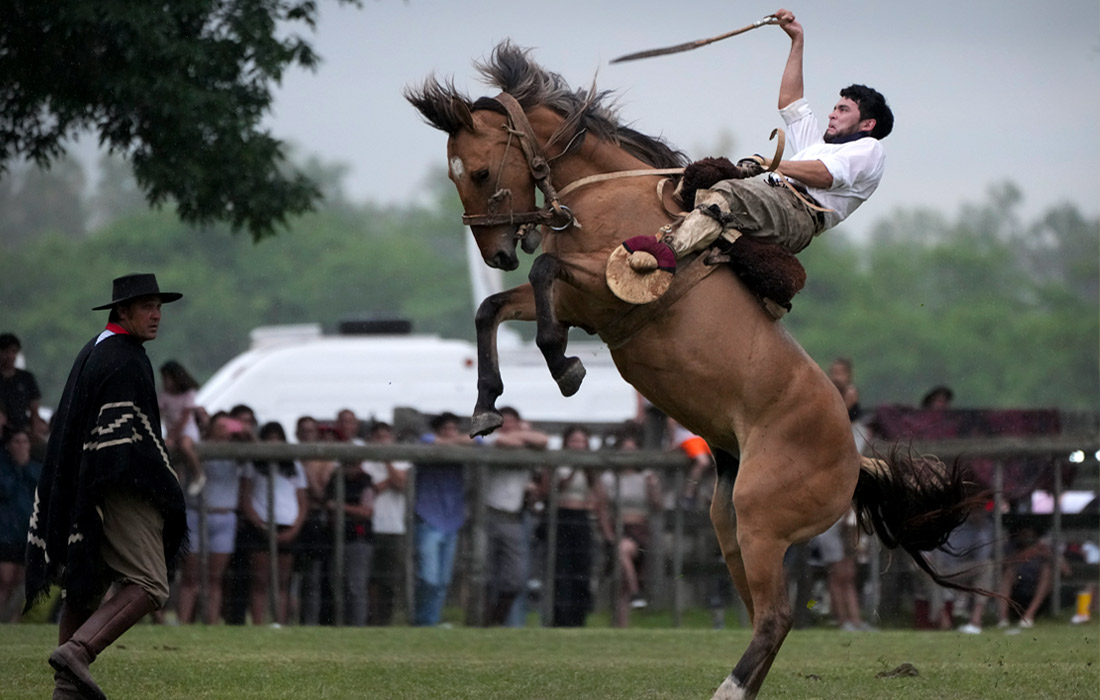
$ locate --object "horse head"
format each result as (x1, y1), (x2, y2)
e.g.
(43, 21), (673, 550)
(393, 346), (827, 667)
(407, 41), (688, 270)
(406, 48), (552, 270)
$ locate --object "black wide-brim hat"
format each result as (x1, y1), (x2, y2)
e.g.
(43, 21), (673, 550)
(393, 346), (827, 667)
(92, 273), (183, 310)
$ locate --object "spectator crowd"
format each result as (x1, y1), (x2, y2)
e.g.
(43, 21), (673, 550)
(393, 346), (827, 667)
(2, 331), (1095, 631)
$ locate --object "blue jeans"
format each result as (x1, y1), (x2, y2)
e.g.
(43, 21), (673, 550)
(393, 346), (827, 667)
(414, 518), (458, 626)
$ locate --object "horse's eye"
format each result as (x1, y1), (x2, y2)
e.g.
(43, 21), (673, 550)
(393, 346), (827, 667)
(472, 168), (491, 185)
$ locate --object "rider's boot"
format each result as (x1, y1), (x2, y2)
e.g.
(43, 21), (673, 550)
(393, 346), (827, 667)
(663, 189), (739, 258)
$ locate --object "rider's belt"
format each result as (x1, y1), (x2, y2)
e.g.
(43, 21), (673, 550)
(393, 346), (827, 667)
(767, 174), (827, 231)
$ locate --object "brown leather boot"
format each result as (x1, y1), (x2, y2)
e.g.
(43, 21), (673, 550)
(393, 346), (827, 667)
(57, 601), (94, 645)
(48, 584), (156, 700)
(53, 669), (84, 700)
(53, 602), (94, 699)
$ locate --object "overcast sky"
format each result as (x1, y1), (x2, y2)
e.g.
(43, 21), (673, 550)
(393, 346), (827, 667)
(264, 1), (1099, 241)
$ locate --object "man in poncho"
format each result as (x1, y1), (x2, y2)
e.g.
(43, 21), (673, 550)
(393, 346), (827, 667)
(25, 273), (187, 700)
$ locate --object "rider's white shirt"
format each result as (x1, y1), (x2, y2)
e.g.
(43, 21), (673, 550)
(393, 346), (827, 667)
(778, 97), (886, 230)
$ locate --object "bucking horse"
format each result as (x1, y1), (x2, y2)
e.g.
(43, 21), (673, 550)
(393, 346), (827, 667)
(406, 41), (975, 699)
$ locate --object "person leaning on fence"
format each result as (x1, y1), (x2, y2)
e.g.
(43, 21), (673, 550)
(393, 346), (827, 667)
(362, 421), (410, 626)
(24, 273), (187, 700)
(175, 412), (246, 625)
(664, 8), (892, 260)
(602, 424), (663, 627)
(239, 421), (308, 626)
(413, 412), (476, 626)
(294, 415), (338, 626)
(325, 457), (375, 626)
(482, 407), (547, 626)
(541, 425), (612, 628)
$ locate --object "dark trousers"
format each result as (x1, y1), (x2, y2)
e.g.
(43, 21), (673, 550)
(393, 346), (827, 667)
(553, 508), (593, 627)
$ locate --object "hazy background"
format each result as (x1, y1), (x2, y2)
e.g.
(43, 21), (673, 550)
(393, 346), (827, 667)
(259, 0), (1099, 241)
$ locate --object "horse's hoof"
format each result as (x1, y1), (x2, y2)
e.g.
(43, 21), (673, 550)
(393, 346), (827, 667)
(711, 675), (751, 700)
(554, 357), (586, 397)
(470, 411), (503, 437)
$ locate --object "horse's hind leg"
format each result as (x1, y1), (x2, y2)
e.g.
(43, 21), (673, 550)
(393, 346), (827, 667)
(711, 533), (793, 700)
(529, 254), (585, 396)
(711, 459), (795, 700)
(471, 285), (536, 436)
(710, 449), (753, 620)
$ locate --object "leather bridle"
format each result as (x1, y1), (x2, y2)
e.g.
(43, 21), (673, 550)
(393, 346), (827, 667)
(459, 93), (576, 251)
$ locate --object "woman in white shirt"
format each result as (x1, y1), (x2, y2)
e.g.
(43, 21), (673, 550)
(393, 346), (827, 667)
(239, 421), (307, 625)
(602, 427), (663, 627)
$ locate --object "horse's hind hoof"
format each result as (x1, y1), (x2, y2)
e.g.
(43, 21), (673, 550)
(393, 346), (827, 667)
(710, 675), (750, 700)
(554, 357), (586, 397)
(470, 411), (503, 437)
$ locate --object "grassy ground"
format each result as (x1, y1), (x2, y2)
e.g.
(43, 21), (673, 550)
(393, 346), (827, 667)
(4, 619), (1096, 699)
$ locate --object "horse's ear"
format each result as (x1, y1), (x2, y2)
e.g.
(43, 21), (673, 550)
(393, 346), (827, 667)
(451, 95), (475, 133)
(405, 78), (475, 136)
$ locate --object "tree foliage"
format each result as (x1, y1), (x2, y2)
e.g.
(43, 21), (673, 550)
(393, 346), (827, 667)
(0, 0), (356, 239)
(789, 182), (1098, 410)
(0, 168), (472, 404)
(0, 157), (87, 247)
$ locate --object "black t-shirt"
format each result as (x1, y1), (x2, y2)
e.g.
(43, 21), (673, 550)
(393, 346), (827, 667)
(0, 368), (41, 432)
(325, 469), (374, 542)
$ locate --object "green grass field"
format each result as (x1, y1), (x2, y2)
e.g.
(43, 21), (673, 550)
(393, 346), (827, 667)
(4, 620), (1096, 699)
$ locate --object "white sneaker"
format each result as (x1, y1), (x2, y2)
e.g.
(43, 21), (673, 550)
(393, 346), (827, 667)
(1070, 613), (1091, 624)
(958, 623), (982, 635)
(1018, 618), (1034, 629)
(187, 472), (207, 497)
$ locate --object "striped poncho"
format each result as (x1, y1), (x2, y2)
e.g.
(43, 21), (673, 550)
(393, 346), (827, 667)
(24, 330), (186, 611)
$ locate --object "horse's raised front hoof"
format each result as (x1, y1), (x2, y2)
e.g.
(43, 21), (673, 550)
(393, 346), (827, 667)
(470, 411), (503, 437)
(554, 357), (586, 397)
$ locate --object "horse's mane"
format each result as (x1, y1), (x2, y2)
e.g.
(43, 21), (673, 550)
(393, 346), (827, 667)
(405, 41), (688, 170)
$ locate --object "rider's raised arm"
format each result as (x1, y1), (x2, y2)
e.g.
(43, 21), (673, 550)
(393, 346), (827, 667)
(775, 8), (805, 110)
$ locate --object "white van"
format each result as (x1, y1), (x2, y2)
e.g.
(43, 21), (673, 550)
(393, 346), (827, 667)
(195, 323), (638, 434)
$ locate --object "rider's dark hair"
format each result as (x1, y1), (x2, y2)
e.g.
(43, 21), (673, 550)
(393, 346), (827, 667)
(840, 84), (893, 140)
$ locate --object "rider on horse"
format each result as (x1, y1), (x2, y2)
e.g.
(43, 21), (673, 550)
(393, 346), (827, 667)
(665, 8), (894, 258)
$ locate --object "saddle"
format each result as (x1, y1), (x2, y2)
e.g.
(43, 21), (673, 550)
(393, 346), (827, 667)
(606, 167), (807, 316)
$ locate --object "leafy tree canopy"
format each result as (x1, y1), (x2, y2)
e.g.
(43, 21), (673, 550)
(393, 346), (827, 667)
(791, 182), (1098, 410)
(0, 0), (357, 239)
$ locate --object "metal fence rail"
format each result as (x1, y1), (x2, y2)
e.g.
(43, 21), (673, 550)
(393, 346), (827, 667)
(194, 432), (1099, 626)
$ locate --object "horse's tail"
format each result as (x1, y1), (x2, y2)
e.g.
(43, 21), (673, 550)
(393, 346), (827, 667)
(853, 445), (986, 595)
